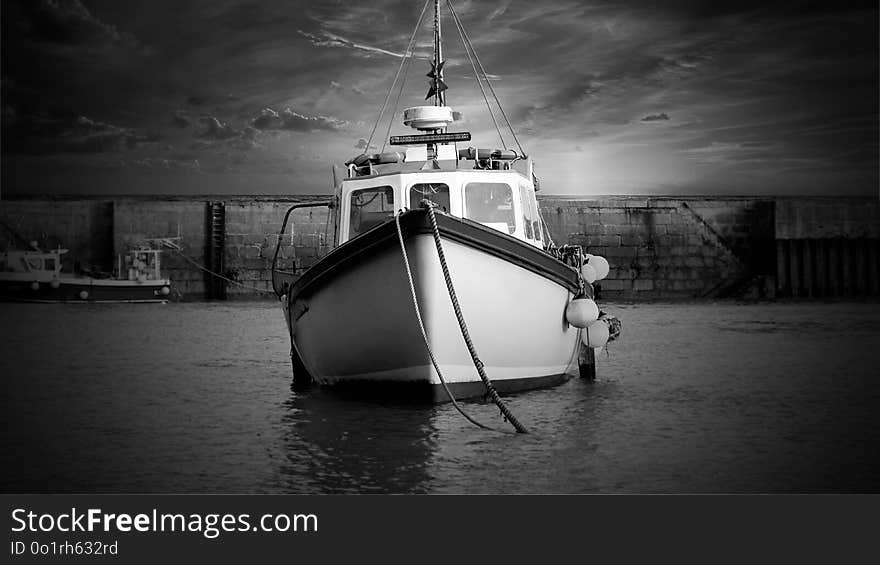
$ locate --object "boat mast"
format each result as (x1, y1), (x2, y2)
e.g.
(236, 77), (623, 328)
(426, 0), (447, 110)
(434, 0), (443, 106)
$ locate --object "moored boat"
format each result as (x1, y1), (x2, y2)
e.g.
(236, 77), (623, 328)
(0, 243), (172, 303)
(272, 0), (621, 404)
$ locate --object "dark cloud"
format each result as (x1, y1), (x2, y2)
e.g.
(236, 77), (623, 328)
(197, 116), (242, 140)
(191, 117), (263, 152)
(17, 0), (138, 47)
(2, 111), (161, 155)
(172, 111), (192, 128)
(251, 107), (346, 132)
(1, 0), (877, 195)
(126, 157), (201, 171)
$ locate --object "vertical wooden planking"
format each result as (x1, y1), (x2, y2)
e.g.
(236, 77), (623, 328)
(869, 239), (880, 295)
(776, 239), (790, 297)
(789, 239), (802, 297)
(854, 238), (867, 296)
(828, 239), (840, 296)
(815, 239), (827, 297)
(802, 239), (814, 297)
(841, 238), (853, 297)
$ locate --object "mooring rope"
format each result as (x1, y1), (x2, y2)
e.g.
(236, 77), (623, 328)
(420, 205), (529, 433)
(366, 0), (432, 152)
(171, 249), (275, 294)
(394, 211), (500, 432)
(447, 0), (526, 156)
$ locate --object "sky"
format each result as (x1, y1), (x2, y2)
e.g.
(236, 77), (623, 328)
(1, 0), (877, 196)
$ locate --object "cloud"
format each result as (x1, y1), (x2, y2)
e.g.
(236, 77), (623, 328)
(251, 108), (280, 130)
(297, 30), (405, 58)
(126, 158), (201, 171)
(19, 0), (139, 47)
(641, 113), (670, 122)
(172, 111), (192, 128)
(2, 111), (161, 154)
(250, 107), (346, 132)
(190, 117), (263, 152)
(197, 116), (242, 140)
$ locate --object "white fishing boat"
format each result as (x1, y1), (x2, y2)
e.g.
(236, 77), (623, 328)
(0, 243), (172, 303)
(272, 0), (620, 405)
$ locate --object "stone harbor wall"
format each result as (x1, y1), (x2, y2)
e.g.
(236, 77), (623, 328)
(538, 196), (777, 300)
(1, 194), (876, 300)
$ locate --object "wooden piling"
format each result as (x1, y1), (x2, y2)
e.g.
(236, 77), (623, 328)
(776, 240), (790, 297)
(869, 239), (880, 295)
(828, 239), (840, 296)
(789, 239), (802, 297)
(841, 239), (854, 297)
(854, 238), (867, 296)
(815, 239), (827, 297)
(802, 239), (814, 297)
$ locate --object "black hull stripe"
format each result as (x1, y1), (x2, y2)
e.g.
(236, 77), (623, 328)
(289, 209), (580, 299)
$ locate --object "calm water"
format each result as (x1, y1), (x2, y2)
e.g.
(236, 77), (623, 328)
(1, 301), (878, 493)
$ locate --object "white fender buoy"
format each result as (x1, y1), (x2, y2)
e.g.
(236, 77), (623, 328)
(78, 290), (89, 300)
(565, 298), (599, 328)
(582, 318), (610, 348)
(50, 279), (61, 289)
(590, 255), (610, 281)
(30, 281), (40, 291)
(160, 286), (171, 296)
(581, 263), (597, 284)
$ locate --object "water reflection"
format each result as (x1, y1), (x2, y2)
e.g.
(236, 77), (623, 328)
(274, 389), (440, 493)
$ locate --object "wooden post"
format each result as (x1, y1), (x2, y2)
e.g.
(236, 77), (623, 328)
(789, 239), (801, 298)
(828, 239), (840, 297)
(776, 239), (790, 297)
(815, 239), (827, 297)
(841, 239), (853, 297)
(802, 239), (814, 297)
(578, 342), (596, 380)
(855, 238), (867, 297)
(869, 239), (880, 296)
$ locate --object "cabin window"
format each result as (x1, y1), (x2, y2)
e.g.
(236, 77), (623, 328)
(464, 182), (515, 234)
(349, 186), (395, 238)
(44, 258), (56, 270)
(519, 185), (534, 239)
(409, 183), (449, 212)
(25, 257), (42, 271)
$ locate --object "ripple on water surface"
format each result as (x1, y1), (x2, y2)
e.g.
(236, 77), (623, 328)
(1, 301), (878, 493)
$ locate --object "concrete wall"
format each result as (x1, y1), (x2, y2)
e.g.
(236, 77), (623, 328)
(2, 195), (877, 300)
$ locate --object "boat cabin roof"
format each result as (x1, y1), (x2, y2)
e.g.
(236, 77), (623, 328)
(337, 149), (544, 248)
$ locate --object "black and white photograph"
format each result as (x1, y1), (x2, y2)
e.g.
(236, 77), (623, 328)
(1, 0), (878, 539)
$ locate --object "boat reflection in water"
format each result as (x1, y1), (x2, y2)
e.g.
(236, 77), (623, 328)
(274, 390), (440, 493)
(270, 376), (615, 493)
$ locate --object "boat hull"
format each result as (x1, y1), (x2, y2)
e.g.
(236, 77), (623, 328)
(0, 275), (172, 303)
(283, 210), (584, 402)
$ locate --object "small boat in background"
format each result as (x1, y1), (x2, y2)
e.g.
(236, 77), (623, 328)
(0, 242), (172, 303)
